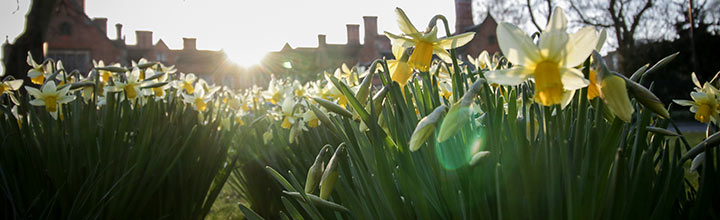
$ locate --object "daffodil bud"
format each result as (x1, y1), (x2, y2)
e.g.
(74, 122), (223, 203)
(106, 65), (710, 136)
(469, 151), (490, 166)
(691, 152), (705, 172)
(409, 105), (447, 151)
(601, 75), (634, 122)
(305, 145), (332, 193)
(590, 52), (635, 122)
(623, 74), (670, 118)
(95, 66), (129, 73)
(436, 80), (484, 142)
(313, 97), (353, 118)
(355, 71), (374, 105)
(645, 126), (679, 136)
(308, 103), (339, 134)
(320, 143), (345, 200)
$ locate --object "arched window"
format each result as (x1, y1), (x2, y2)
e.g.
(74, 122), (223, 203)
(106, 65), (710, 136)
(59, 22), (72, 35)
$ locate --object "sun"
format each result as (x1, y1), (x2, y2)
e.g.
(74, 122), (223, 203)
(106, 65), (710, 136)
(224, 48), (267, 68)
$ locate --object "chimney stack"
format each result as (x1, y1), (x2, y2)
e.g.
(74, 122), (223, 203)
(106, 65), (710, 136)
(363, 16), (377, 44)
(455, 0), (473, 34)
(115, 23), (123, 40)
(183, 38), (197, 50)
(136, 31), (153, 48)
(317, 34), (327, 48)
(92, 18), (107, 36)
(74, 0), (85, 12)
(346, 24), (360, 45)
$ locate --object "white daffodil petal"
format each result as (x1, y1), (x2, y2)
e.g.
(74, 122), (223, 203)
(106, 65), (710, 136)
(672, 99), (695, 106)
(496, 23), (540, 65)
(43, 81), (57, 94)
(437, 32), (475, 49)
(7, 80), (23, 90)
(25, 86), (42, 97)
(560, 68), (589, 90)
(595, 29), (607, 52)
(692, 73), (702, 88)
(546, 7), (568, 31)
(384, 32), (416, 48)
(538, 30), (569, 62)
(391, 45), (406, 59)
(29, 99), (45, 106)
(485, 67), (532, 85)
(562, 27), (598, 67)
(561, 90), (575, 109)
(433, 47), (452, 63)
(691, 91), (707, 101)
(58, 95), (76, 104)
(395, 7), (420, 35)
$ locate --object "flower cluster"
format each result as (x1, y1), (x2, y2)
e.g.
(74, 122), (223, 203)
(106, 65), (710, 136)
(674, 73), (720, 124)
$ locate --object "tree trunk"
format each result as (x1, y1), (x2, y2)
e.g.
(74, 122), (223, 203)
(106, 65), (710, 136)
(2, 0), (58, 82)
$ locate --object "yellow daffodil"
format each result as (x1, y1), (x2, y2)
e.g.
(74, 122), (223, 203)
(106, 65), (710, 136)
(26, 52), (53, 85)
(25, 81), (76, 119)
(303, 109), (320, 128)
(321, 79), (349, 107)
(334, 64), (359, 86)
(468, 50), (495, 71)
(385, 7), (475, 72)
(93, 60), (122, 82)
(0, 78), (23, 96)
(486, 7), (598, 106)
(113, 68), (143, 103)
(174, 73), (198, 94)
(388, 45), (413, 88)
(143, 71), (170, 101)
(587, 29), (608, 100)
(182, 84), (214, 112)
(263, 77), (289, 104)
(280, 97), (300, 129)
(673, 73), (720, 123)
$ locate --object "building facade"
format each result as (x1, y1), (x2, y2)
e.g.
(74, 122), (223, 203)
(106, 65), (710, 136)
(41, 0), (239, 86)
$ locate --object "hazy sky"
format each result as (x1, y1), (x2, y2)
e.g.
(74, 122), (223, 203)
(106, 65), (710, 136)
(1, 0), (468, 70)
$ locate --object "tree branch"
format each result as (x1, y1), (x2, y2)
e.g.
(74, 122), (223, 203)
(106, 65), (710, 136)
(526, 0), (543, 32)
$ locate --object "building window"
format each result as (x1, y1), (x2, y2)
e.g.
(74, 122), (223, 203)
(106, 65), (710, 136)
(156, 52), (167, 62)
(59, 22), (72, 35)
(46, 50), (91, 73)
(488, 35), (496, 44)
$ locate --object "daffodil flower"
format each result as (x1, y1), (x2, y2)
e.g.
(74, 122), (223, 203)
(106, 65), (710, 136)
(280, 97), (300, 129)
(174, 73), (198, 94)
(263, 77), (289, 104)
(486, 7), (598, 106)
(673, 73), (720, 123)
(334, 64), (359, 86)
(0, 78), (23, 96)
(385, 7), (475, 72)
(303, 109), (320, 128)
(468, 50), (495, 71)
(26, 52), (54, 85)
(93, 60), (122, 82)
(25, 81), (76, 119)
(143, 71), (171, 101)
(112, 68), (143, 104)
(387, 45), (413, 88)
(182, 84), (215, 112)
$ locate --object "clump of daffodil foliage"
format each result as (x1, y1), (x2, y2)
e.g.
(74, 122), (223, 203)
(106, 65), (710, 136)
(3, 7), (720, 220)
(228, 7), (720, 220)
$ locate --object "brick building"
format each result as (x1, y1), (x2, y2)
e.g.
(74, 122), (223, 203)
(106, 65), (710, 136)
(33, 0), (499, 88)
(261, 0), (499, 79)
(40, 0), (240, 86)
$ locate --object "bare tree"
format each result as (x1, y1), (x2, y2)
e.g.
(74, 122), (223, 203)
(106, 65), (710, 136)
(566, 0), (671, 71)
